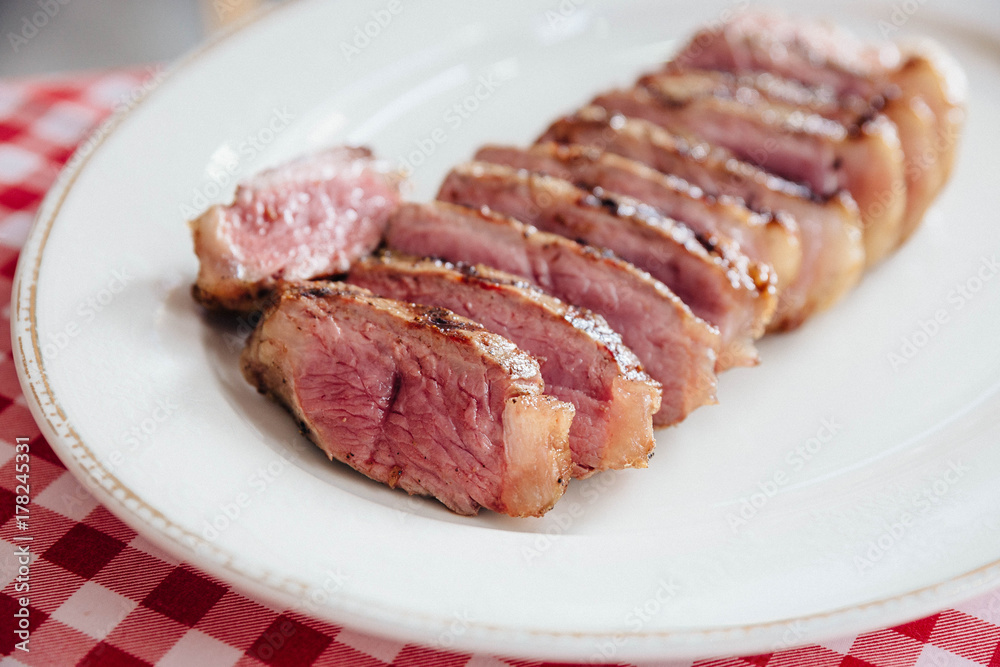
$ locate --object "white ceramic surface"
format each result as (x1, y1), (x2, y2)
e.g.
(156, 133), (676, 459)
(13, 0), (1000, 661)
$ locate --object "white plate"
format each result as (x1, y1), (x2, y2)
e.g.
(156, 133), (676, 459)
(13, 0), (1000, 661)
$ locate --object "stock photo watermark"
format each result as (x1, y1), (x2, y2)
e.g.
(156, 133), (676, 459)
(853, 459), (967, 573)
(877, 0), (930, 38)
(545, 0), (587, 30)
(396, 69), (508, 177)
(249, 564), (348, 661)
(887, 255), (999, 371)
(726, 417), (844, 533)
(50, 395), (185, 522)
(178, 106), (295, 219)
(588, 577), (681, 663)
(11, 437), (33, 653)
(199, 451), (295, 542)
(39, 267), (134, 361)
(521, 471), (619, 564)
(212, 0), (258, 22)
(7, 0), (70, 53)
(339, 0), (403, 62)
(63, 66), (167, 176)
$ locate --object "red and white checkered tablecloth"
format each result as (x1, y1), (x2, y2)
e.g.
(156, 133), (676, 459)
(2, 69), (1000, 667)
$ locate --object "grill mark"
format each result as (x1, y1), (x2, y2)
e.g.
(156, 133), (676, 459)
(639, 84), (689, 109)
(413, 305), (480, 332)
(387, 465), (404, 489)
(693, 231), (718, 254)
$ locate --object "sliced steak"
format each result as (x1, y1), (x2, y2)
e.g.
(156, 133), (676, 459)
(674, 11), (965, 247)
(710, 64), (951, 248)
(674, 10), (897, 101)
(385, 201), (719, 426)
(639, 66), (907, 264)
(438, 162), (776, 369)
(883, 46), (965, 243)
(594, 75), (905, 265)
(241, 281), (574, 517)
(652, 65), (939, 253)
(539, 107), (864, 330)
(191, 147), (402, 312)
(349, 252), (661, 477)
(474, 142), (802, 295)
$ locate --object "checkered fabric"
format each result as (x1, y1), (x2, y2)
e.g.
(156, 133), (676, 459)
(2, 70), (1000, 667)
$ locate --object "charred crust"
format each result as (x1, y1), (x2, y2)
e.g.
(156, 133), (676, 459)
(583, 190), (622, 216)
(693, 231), (718, 254)
(289, 280), (373, 303)
(300, 284), (337, 300)
(455, 264), (529, 292)
(457, 262), (481, 278)
(311, 269), (350, 282)
(387, 465), (404, 489)
(844, 113), (868, 139)
(191, 280), (278, 315)
(190, 283), (225, 311)
(294, 417), (312, 436)
(413, 305), (481, 332)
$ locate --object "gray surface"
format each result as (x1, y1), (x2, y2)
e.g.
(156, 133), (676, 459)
(0, 0), (206, 78)
(2, 1), (995, 80)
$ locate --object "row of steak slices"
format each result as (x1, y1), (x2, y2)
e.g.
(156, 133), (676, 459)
(191, 12), (965, 518)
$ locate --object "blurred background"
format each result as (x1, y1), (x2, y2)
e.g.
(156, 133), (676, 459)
(1, 0), (996, 79)
(0, 0), (275, 78)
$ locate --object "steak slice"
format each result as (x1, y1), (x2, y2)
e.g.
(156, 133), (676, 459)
(714, 63), (951, 249)
(594, 76), (905, 265)
(438, 161), (776, 370)
(674, 11), (965, 247)
(653, 65), (940, 253)
(349, 252), (662, 477)
(385, 201), (719, 426)
(878, 46), (965, 244)
(241, 281), (574, 517)
(674, 10), (897, 101)
(191, 147), (402, 312)
(474, 142), (802, 296)
(539, 107), (864, 331)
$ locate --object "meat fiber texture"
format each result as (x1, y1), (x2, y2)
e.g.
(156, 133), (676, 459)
(475, 142), (803, 296)
(200, 12), (966, 520)
(437, 161), (776, 370)
(540, 107), (864, 331)
(349, 251), (662, 478)
(593, 82), (907, 268)
(385, 201), (720, 426)
(672, 10), (966, 262)
(241, 281), (575, 517)
(191, 146), (402, 312)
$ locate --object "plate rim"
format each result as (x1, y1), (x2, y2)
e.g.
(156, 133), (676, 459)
(11, 0), (1000, 660)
